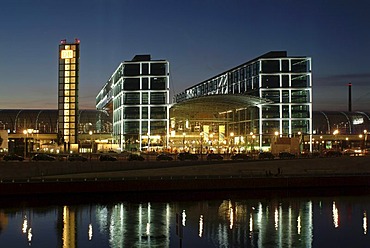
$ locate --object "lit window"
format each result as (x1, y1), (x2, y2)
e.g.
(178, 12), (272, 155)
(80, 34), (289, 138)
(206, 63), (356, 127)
(64, 130), (69, 135)
(70, 77), (75, 83)
(71, 58), (76, 63)
(70, 90), (75, 96)
(70, 84), (75, 89)
(70, 123), (75, 128)
(65, 71), (70, 77)
(64, 91), (69, 96)
(64, 103), (69, 109)
(70, 116), (75, 121)
(65, 45), (70, 49)
(64, 97), (70, 103)
(70, 97), (75, 102)
(71, 45), (76, 50)
(71, 71), (75, 76)
(65, 59), (70, 64)
(64, 110), (69, 115)
(65, 84), (70, 89)
(65, 65), (70, 70)
(71, 65), (76, 70)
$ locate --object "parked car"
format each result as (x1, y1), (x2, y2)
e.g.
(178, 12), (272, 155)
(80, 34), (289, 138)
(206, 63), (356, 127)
(231, 153), (251, 161)
(156, 154), (173, 161)
(2, 154), (24, 161)
(31, 153), (56, 161)
(324, 150), (342, 157)
(206, 153), (223, 161)
(278, 152), (295, 159)
(99, 154), (118, 161)
(258, 152), (275, 160)
(67, 154), (88, 162)
(127, 154), (145, 161)
(177, 152), (198, 161)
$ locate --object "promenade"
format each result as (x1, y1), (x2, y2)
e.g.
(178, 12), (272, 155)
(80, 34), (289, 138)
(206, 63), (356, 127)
(0, 156), (369, 196)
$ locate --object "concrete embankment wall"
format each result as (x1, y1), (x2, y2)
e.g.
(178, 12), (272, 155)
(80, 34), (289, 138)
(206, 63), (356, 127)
(0, 156), (370, 196)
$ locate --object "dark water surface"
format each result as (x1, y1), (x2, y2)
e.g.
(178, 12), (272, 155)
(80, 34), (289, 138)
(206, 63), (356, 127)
(0, 189), (369, 248)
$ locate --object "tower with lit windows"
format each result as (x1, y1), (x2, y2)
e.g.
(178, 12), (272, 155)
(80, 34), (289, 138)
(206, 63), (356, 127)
(58, 39), (80, 149)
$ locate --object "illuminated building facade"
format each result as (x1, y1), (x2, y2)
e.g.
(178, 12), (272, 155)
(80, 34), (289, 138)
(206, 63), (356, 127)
(173, 51), (313, 151)
(96, 55), (170, 151)
(58, 39), (80, 149)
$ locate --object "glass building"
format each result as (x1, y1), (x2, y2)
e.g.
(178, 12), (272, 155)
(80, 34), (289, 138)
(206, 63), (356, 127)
(173, 51), (312, 151)
(96, 55), (170, 151)
(58, 39), (80, 148)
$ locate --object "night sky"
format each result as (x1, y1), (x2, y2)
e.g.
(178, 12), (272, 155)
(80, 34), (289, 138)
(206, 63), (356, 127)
(0, 0), (369, 111)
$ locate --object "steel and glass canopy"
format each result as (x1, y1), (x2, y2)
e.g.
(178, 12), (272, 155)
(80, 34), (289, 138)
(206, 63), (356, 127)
(170, 94), (272, 118)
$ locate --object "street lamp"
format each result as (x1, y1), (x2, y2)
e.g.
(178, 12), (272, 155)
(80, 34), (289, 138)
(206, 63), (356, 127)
(89, 131), (93, 159)
(333, 129), (339, 151)
(199, 132), (203, 159)
(182, 132), (186, 152)
(23, 130), (28, 158)
(230, 132), (234, 154)
(23, 129), (34, 158)
(364, 130), (368, 149)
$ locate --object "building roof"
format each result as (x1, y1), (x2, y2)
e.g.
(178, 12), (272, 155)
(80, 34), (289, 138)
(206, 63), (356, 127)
(170, 94), (272, 118)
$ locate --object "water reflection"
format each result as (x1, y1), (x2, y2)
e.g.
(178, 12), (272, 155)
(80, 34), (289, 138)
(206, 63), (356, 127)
(0, 193), (369, 247)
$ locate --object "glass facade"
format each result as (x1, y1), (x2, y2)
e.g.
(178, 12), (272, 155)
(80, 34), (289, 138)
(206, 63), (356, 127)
(58, 39), (80, 146)
(174, 51), (313, 150)
(96, 55), (170, 151)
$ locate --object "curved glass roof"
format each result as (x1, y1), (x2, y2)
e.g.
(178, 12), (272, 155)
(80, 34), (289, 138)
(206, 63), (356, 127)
(170, 94), (272, 118)
(0, 109), (112, 134)
(313, 111), (370, 135)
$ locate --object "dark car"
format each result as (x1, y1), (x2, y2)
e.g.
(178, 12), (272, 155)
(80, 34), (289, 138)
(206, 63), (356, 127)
(67, 154), (88, 162)
(177, 152), (198, 161)
(3, 154), (24, 161)
(31, 153), (56, 161)
(278, 152), (295, 159)
(127, 154), (145, 161)
(99, 154), (118, 161)
(156, 154), (173, 161)
(258, 152), (275, 160)
(206, 153), (223, 161)
(231, 153), (251, 161)
(324, 150), (342, 157)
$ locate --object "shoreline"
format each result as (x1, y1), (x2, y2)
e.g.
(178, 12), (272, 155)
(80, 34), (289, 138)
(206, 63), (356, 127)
(0, 156), (370, 196)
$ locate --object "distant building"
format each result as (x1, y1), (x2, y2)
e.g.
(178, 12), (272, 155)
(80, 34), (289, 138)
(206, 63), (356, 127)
(58, 39), (80, 149)
(96, 55), (170, 151)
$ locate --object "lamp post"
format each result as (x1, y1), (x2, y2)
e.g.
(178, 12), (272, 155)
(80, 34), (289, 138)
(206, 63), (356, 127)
(23, 130), (28, 158)
(229, 132), (234, 154)
(364, 130), (368, 150)
(333, 129), (339, 151)
(182, 132), (186, 152)
(199, 132), (203, 159)
(89, 131), (93, 160)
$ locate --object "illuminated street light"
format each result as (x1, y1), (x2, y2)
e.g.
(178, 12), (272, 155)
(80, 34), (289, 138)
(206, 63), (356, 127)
(230, 132), (234, 154)
(333, 129), (339, 151)
(182, 132), (186, 151)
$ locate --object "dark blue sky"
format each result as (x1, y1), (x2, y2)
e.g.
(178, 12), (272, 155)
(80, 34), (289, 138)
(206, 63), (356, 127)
(0, 0), (369, 110)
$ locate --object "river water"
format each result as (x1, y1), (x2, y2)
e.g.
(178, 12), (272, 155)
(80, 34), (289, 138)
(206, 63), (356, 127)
(0, 189), (369, 248)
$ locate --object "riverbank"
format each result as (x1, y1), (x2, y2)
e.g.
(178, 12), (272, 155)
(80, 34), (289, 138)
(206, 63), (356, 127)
(0, 156), (369, 196)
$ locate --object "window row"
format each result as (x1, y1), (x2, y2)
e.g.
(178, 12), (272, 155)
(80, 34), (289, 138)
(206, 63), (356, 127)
(123, 63), (167, 76)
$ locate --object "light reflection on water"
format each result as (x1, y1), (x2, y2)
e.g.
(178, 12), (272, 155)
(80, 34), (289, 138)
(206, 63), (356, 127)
(0, 193), (369, 247)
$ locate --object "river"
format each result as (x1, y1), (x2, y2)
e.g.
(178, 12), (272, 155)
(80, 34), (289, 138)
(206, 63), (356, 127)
(0, 189), (369, 247)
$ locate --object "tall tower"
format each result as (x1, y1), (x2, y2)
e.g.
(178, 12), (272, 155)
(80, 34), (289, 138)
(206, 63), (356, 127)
(58, 39), (80, 150)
